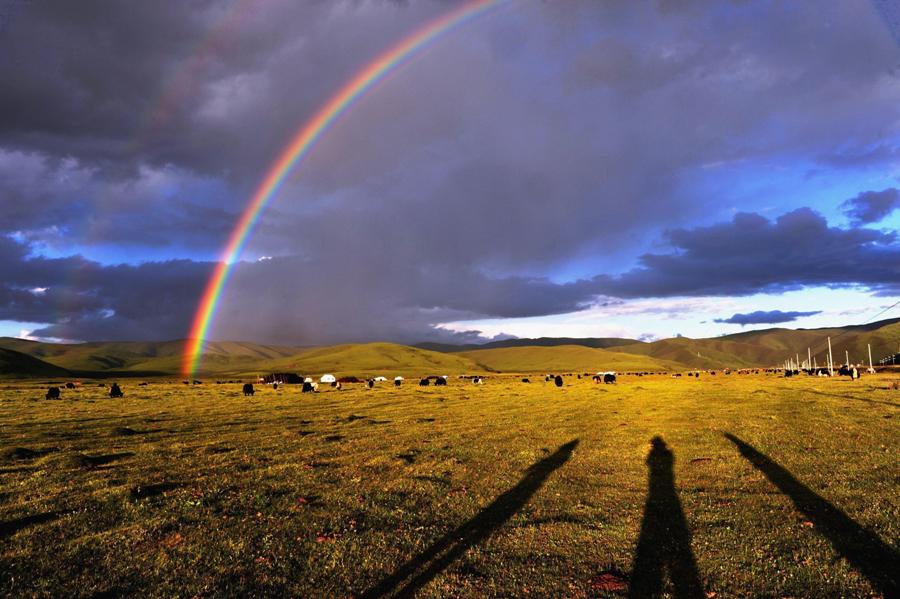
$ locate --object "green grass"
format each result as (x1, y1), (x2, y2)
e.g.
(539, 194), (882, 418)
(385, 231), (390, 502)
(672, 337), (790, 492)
(459, 345), (678, 373)
(1, 374), (898, 597)
(268, 342), (485, 378)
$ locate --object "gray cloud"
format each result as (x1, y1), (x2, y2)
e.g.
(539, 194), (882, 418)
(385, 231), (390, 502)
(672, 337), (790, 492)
(714, 310), (822, 326)
(5, 207), (899, 345)
(598, 209), (900, 298)
(841, 188), (900, 225)
(1, 1), (899, 343)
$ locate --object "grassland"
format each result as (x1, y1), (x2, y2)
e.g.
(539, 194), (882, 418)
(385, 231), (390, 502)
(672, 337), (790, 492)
(459, 345), (676, 373)
(1, 374), (898, 597)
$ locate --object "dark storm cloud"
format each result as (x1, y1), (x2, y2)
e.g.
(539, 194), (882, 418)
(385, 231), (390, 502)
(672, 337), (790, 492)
(2, 1), (900, 343)
(5, 207), (900, 344)
(0, 150), (238, 253)
(841, 188), (900, 225)
(713, 310), (822, 326)
(597, 209), (900, 298)
(0, 236), (211, 341)
(819, 144), (900, 169)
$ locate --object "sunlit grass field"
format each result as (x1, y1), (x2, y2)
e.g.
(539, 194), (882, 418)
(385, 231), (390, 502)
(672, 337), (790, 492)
(1, 374), (898, 597)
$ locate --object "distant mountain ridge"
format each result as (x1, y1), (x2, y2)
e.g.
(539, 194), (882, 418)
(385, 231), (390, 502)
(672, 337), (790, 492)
(416, 336), (640, 353)
(1, 316), (899, 377)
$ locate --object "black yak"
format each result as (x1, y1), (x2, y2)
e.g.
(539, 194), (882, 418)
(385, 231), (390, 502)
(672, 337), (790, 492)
(419, 378), (430, 386)
(554, 375), (563, 387)
(65, 382), (76, 389)
(522, 378), (530, 383)
(242, 383), (255, 396)
(603, 373), (616, 384)
(45, 386), (60, 400)
(434, 377), (447, 386)
(109, 383), (123, 398)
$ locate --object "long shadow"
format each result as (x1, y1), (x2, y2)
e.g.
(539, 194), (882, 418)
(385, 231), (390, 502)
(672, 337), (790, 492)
(773, 385), (899, 408)
(725, 433), (900, 598)
(628, 437), (704, 599)
(0, 511), (62, 539)
(361, 439), (579, 598)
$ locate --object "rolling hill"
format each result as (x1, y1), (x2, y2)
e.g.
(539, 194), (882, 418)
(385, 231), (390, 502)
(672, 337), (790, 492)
(0, 338), (300, 375)
(416, 336), (640, 353)
(614, 317), (900, 369)
(266, 342), (484, 378)
(0, 348), (70, 378)
(2, 316), (899, 378)
(458, 345), (678, 373)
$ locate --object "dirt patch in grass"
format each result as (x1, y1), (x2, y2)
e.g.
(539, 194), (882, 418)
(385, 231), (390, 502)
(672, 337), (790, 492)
(589, 570), (628, 592)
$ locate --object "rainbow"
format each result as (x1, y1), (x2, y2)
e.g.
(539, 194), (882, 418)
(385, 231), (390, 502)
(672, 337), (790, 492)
(183, 0), (511, 376)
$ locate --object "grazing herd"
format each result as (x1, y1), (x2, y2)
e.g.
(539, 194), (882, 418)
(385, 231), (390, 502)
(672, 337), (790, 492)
(40, 363), (871, 401)
(45, 382), (124, 399)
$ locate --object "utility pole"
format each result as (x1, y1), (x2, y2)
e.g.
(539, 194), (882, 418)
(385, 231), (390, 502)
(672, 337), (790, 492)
(807, 347), (811, 371)
(827, 337), (834, 376)
(845, 350), (850, 367)
(868, 344), (875, 373)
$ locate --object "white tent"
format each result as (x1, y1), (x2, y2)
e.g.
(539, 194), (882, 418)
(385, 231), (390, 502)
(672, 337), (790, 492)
(320, 374), (336, 383)
(394, 376), (404, 381)
(374, 376), (387, 382)
(304, 377), (313, 383)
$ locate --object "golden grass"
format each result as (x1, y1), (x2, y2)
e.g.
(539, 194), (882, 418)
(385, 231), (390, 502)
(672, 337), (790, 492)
(1, 373), (898, 597)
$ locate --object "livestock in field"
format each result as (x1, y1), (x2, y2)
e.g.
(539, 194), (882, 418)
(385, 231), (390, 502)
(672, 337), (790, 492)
(434, 377), (447, 386)
(242, 383), (255, 396)
(522, 378), (530, 383)
(603, 373), (617, 384)
(65, 382), (76, 389)
(109, 383), (123, 398)
(419, 378), (430, 386)
(554, 375), (563, 387)
(45, 386), (60, 400)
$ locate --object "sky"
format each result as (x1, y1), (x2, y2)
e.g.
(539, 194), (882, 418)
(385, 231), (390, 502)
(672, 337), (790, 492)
(1, 0), (900, 346)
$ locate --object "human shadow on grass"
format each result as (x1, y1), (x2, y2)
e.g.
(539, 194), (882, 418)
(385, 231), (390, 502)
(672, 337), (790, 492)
(725, 433), (900, 598)
(628, 436), (704, 599)
(773, 385), (899, 408)
(360, 439), (579, 598)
